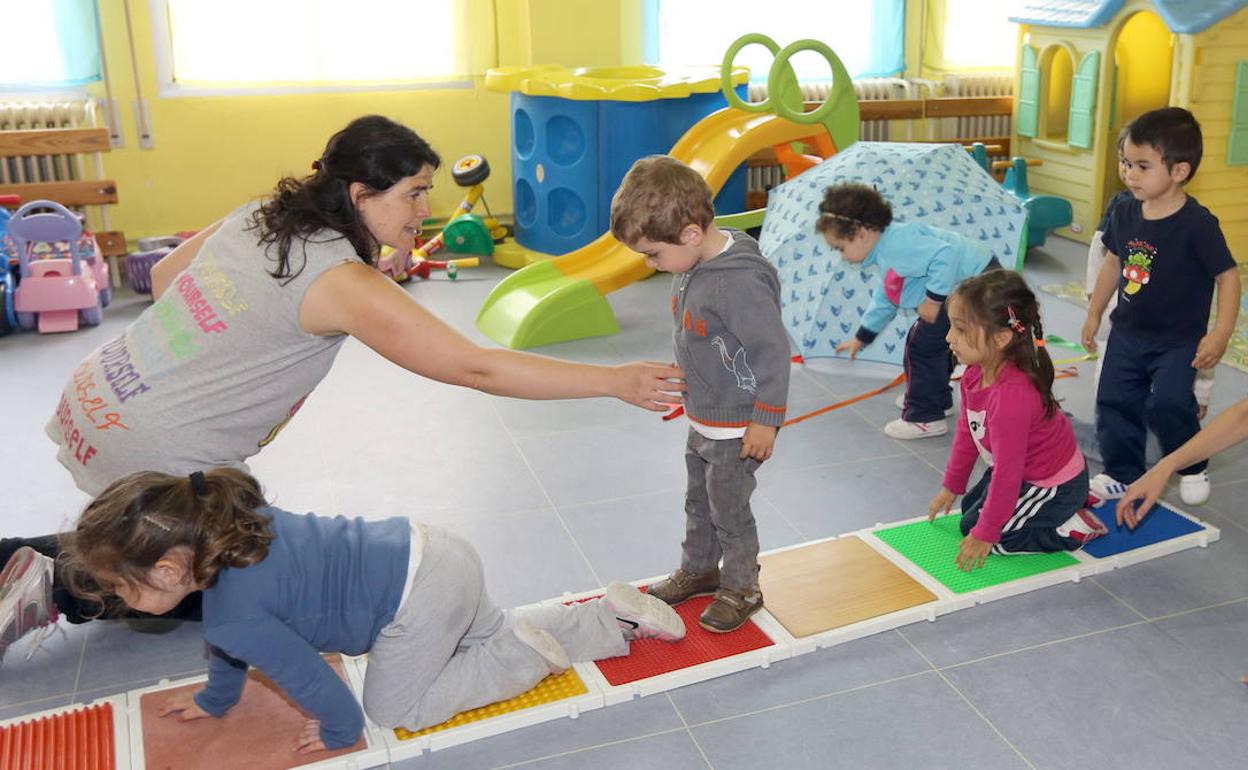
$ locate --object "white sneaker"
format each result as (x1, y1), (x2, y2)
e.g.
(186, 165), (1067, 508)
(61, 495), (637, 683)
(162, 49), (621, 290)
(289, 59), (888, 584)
(1056, 508), (1109, 545)
(513, 618), (569, 674)
(604, 581), (685, 642)
(1089, 473), (1128, 500)
(1179, 471), (1211, 506)
(0, 547), (57, 665)
(894, 393), (954, 416)
(884, 418), (947, 440)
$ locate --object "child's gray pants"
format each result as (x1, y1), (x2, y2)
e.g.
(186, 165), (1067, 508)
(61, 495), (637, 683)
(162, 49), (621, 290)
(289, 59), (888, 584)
(362, 526), (627, 731)
(681, 429), (763, 591)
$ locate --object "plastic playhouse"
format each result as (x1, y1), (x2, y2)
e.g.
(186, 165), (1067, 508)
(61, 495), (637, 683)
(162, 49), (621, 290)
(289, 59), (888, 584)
(476, 35), (862, 349)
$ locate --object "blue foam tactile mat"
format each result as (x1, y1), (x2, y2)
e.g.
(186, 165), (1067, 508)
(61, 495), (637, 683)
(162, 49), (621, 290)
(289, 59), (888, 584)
(1082, 499), (1205, 558)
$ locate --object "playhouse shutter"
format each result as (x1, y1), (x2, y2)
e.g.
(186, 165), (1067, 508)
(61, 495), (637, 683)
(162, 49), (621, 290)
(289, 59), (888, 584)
(1018, 45), (1040, 138)
(1229, 60), (1248, 166)
(1068, 51), (1100, 149)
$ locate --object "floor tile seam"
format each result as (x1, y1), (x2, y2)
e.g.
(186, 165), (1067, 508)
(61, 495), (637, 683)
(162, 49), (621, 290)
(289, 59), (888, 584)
(751, 491), (811, 543)
(665, 692), (717, 769)
(66, 663), (212, 705)
(490, 725), (696, 770)
(1085, 577), (1151, 621)
(936, 617), (1154, 673)
(929, 667), (1038, 769)
(489, 398), (605, 588)
(679, 668), (935, 731)
(896, 624), (1038, 769)
(1145, 594), (1248, 624)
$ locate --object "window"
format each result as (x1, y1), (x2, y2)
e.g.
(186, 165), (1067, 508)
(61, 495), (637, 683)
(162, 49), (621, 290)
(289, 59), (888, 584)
(646, 0), (905, 82)
(1043, 46), (1073, 141)
(934, 0), (1016, 72)
(153, 0), (492, 94)
(0, 0), (101, 90)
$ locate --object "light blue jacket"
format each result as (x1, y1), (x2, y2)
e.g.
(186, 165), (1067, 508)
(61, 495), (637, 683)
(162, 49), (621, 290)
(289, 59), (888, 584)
(854, 221), (992, 344)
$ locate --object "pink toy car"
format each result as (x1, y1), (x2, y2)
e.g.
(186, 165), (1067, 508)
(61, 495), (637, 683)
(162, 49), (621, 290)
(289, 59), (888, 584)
(10, 200), (105, 333)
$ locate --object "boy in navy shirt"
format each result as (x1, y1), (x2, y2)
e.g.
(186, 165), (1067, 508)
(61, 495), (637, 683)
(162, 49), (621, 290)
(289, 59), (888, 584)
(1082, 107), (1240, 505)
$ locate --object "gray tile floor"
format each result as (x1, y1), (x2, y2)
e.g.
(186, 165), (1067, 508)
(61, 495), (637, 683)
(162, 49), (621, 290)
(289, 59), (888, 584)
(2, 236), (1247, 769)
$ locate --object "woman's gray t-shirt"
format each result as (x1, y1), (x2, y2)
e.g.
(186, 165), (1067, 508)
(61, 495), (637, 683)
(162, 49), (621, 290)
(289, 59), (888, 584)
(47, 203), (356, 494)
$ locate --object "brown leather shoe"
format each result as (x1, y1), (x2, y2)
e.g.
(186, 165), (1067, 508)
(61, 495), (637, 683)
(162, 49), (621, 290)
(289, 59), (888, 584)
(698, 587), (763, 633)
(647, 568), (720, 606)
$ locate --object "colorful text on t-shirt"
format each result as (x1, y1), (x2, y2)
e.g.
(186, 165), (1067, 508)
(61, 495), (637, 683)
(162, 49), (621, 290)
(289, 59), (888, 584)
(56, 394), (99, 466)
(72, 360), (130, 432)
(99, 336), (152, 404)
(176, 273), (229, 334)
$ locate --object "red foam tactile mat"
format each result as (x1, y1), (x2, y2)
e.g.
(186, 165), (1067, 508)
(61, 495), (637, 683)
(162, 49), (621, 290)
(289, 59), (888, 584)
(138, 655), (365, 770)
(0, 702), (115, 770)
(594, 594), (774, 686)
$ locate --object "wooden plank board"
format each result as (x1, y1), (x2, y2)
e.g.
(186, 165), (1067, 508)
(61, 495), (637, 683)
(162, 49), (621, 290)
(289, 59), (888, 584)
(0, 180), (118, 206)
(94, 231), (127, 257)
(759, 536), (937, 638)
(0, 127), (110, 157)
(925, 96), (1014, 118)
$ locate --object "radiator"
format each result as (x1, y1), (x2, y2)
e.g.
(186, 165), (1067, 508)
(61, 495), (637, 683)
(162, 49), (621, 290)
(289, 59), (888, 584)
(937, 72), (1013, 143)
(0, 99), (100, 186)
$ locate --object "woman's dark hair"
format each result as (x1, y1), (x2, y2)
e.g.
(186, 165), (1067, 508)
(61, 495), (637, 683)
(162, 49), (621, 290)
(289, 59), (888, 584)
(59, 468), (273, 617)
(249, 115), (441, 281)
(816, 182), (893, 239)
(950, 270), (1059, 418)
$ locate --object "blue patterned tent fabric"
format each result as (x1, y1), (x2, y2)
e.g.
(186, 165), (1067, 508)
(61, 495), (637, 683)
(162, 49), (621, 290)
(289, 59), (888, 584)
(758, 142), (1028, 365)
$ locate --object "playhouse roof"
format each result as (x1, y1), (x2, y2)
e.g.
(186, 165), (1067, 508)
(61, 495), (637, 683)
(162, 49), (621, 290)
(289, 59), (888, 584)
(1008, 0), (1248, 34)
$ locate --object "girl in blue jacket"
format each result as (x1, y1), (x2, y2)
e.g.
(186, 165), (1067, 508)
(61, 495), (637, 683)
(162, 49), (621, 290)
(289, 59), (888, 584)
(818, 183), (996, 440)
(59, 468), (685, 754)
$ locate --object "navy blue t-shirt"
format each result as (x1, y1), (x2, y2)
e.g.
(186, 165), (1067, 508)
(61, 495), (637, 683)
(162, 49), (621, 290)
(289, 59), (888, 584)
(1101, 195), (1234, 343)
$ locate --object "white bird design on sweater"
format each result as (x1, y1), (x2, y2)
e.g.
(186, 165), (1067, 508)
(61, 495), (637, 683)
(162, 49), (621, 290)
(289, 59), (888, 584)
(711, 336), (757, 394)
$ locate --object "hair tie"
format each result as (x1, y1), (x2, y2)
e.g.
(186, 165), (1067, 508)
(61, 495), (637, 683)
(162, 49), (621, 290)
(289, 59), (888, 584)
(189, 470), (207, 496)
(311, 160), (322, 171)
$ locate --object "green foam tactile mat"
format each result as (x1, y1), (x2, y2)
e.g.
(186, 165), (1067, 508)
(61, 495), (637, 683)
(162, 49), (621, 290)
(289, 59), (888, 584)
(873, 515), (1079, 594)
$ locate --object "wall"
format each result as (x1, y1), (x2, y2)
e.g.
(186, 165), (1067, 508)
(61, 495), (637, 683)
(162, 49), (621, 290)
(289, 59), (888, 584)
(91, 0), (634, 242)
(1181, 5), (1248, 262)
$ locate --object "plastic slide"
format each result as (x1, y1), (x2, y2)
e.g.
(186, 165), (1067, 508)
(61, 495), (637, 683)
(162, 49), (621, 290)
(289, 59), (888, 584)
(475, 109), (833, 349)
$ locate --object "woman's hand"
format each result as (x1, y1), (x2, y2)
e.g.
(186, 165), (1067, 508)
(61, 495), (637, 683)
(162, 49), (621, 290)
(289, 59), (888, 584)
(611, 362), (685, 411)
(928, 488), (956, 521)
(1116, 464), (1171, 529)
(294, 720), (327, 754)
(157, 690), (212, 722)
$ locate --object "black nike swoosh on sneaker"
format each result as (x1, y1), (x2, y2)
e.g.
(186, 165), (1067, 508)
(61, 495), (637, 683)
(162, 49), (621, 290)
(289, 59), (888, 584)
(616, 617), (639, 630)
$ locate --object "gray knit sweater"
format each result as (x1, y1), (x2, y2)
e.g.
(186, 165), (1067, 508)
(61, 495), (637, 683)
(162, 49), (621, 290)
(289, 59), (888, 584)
(670, 230), (790, 429)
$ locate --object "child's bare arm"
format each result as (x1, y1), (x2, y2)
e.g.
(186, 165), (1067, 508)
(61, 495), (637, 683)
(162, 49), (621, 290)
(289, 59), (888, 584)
(1193, 266), (1242, 369)
(1082, 252), (1120, 351)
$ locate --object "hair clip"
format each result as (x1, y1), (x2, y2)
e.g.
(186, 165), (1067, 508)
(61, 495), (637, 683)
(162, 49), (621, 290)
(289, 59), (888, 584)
(143, 514), (172, 532)
(1005, 306), (1027, 334)
(1034, 337), (1046, 348)
(311, 160), (322, 171)
(189, 470), (207, 496)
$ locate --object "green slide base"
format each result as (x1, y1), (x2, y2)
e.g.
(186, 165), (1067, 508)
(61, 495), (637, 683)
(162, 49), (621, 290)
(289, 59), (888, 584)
(476, 261), (619, 349)
(874, 515), (1079, 594)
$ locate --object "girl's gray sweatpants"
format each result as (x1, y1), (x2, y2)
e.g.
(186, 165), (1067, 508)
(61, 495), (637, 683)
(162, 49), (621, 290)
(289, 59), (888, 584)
(362, 525), (628, 732)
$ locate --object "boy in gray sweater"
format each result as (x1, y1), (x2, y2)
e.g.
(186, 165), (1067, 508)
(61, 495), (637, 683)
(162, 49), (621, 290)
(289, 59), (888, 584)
(611, 156), (791, 632)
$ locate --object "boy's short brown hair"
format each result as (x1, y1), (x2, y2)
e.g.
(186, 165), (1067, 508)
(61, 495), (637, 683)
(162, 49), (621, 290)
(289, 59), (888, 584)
(610, 155), (715, 245)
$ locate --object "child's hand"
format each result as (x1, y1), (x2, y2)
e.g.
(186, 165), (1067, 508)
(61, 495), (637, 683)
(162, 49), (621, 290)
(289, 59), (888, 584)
(1192, 332), (1230, 370)
(917, 298), (942, 324)
(955, 534), (993, 572)
(927, 488), (956, 521)
(295, 720), (328, 754)
(741, 423), (777, 461)
(612, 362), (685, 411)
(157, 690), (212, 722)
(1080, 314), (1100, 353)
(835, 337), (866, 360)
